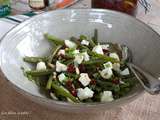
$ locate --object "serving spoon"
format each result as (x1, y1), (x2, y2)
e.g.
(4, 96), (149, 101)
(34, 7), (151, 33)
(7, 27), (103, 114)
(121, 45), (160, 95)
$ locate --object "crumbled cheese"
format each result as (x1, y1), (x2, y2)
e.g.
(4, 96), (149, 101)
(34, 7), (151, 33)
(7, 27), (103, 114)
(109, 53), (120, 61)
(64, 40), (77, 48)
(75, 67), (80, 75)
(92, 45), (104, 55)
(78, 73), (91, 86)
(74, 54), (84, 64)
(56, 61), (67, 72)
(50, 93), (58, 100)
(120, 68), (130, 76)
(112, 63), (120, 72)
(103, 62), (113, 69)
(100, 68), (113, 79)
(77, 87), (94, 100)
(58, 73), (67, 83)
(82, 52), (90, 61)
(81, 39), (89, 46)
(58, 49), (65, 55)
(36, 62), (46, 70)
(101, 91), (114, 102)
(101, 44), (110, 50)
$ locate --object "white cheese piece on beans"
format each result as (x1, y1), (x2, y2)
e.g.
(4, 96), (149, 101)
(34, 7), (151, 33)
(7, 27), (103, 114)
(58, 73), (67, 83)
(56, 61), (67, 72)
(92, 45), (104, 55)
(120, 68), (130, 76)
(101, 91), (114, 102)
(77, 87), (94, 100)
(81, 39), (89, 46)
(78, 73), (91, 86)
(64, 40), (77, 48)
(100, 68), (113, 79)
(36, 62), (46, 70)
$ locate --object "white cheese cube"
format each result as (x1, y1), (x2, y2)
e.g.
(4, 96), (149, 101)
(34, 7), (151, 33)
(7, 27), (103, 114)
(101, 44), (109, 50)
(81, 39), (89, 46)
(74, 54), (84, 64)
(78, 73), (91, 86)
(82, 52), (90, 61)
(56, 61), (67, 72)
(109, 53), (120, 61)
(113, 63), (120, 72)
(36, 62), (46, 70)
(58, 73), (67, 83)
(103, 62), (113, 69)
(101, 91), (114, 102)
(120, 68), (130, 76)
(77, 87), (94, 100)
(64, 40), (77, 48)
(58, 49), (65, 55)
(92, 45), (104, 55)
(100, 68), (113, 79)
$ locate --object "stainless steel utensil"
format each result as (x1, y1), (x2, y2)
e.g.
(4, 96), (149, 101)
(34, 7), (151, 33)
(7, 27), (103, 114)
(122, 45), (160, 95)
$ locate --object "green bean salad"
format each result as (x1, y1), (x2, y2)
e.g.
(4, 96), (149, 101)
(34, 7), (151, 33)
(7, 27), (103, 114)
(23, 29), (138, 103)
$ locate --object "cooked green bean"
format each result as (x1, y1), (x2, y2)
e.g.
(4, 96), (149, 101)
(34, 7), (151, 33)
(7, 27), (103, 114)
(46, 75), (53, 89)
(26, 69), (54, 76)
(48, 45), (62, 63)
(92, 29), (98, 44)
(44, 33), (64, 45)
(52, 82), (80, 103)
(23, 57), (48, 63)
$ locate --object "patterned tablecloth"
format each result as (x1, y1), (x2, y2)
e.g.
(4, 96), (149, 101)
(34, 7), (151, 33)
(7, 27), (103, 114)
(0, 0), (160, 120)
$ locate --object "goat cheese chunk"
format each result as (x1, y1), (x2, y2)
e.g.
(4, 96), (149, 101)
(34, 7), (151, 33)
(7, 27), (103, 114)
(101, 91), (114, 102)
(92, 45), (104, 55)
(58, 49), (65, 55)
(56, 61), (67, 72)
(79, 73), (91, 86)
(112, 63), (120, 72)
(36, 62), (46, 70)
(64, 40), (77, 48)
(120, 68), (130, 76)
(109, 53), (120, 61)
(77, 87), (94, 100)
(103, 62), (113, 69)
(82, 52), (90, 61)
(101, 44), (110, 50)
(74, 54), (84, 64)
(81, 39), (89, 46)
(100, 68), (113, 79)
(58, 73), (67, 83)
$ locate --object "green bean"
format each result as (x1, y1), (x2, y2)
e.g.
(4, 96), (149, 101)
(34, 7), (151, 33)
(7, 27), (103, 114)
(80, 35), (87, 40)
(51, 82), (80, 103)
(92, 29), (98, 44)
(46, 75), (53, 89)
(83, 59), (105, 65)
(26, 69), (54, 76)
(70, 37), (81, 45)
(23, 57), (48, 63)
(44, 33), (64, 45)
(48, 45), (62, 63)
(90, 52), (119, 63)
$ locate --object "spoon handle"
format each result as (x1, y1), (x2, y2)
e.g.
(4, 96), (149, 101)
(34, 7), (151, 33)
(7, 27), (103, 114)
(128, 63), (160, 95)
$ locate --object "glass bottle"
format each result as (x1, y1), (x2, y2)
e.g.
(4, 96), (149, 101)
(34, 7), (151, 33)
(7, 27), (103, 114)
(92, 0), (138, 16)
(0, 0), (11, 17)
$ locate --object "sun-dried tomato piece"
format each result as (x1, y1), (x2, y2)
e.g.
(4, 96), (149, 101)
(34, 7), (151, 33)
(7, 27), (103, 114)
(67, 64), (76, 73)
(79, 64), (86, 72)
(112, 79), (120, 85)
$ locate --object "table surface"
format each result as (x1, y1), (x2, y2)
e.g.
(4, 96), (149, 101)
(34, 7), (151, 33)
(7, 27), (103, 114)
(1, 0), (160, 120)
